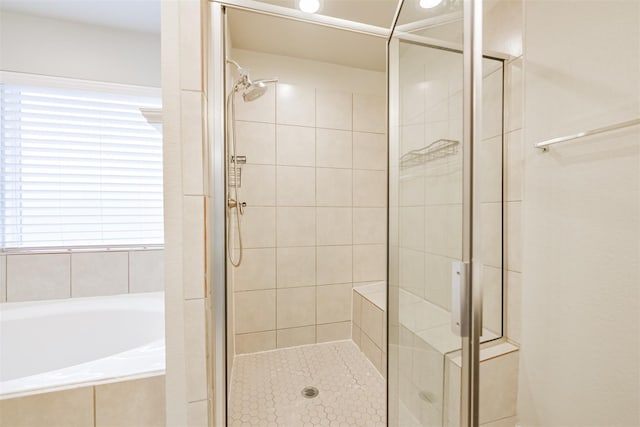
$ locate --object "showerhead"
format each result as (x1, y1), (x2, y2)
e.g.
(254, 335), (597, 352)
(242, 80), (268, 102)
(241, 79), (279, 102)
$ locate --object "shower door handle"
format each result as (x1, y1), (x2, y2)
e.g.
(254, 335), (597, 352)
(451, 261), (470, 337)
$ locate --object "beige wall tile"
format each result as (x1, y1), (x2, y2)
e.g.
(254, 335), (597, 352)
(482, 68), (504, 140)
(353, 244), (386, 283)
(399, 123), (426, 156)
(425, 204), (463, 260)
(276, 246), (316, 288)
(317, 207), (352, 246)
(481, 416), (517, 427)
(411, 336), (444, 409)
(235, 289), (276, 333)
(423, 252), (451, 310)
(316, 89), (352, 130)
(236, 331), (277, 354)
(236, 121), (276, 165)
(317, 245), (352, 285)
(7, 254), (70, 302)
(180, 90), (204, 195)
(353, 93), (385, 133)
(277, 325), (316, 348)
(187, 400), (208, 427)
(399, 206), (425, 251)
(71, 251), (128, 297)
(400, 248), (426, 299)
(353, 132), (386, 170)
(178, 0), (201, 91)
(276, 125), (315, 167)
(183, 195), (205, 299)
(361, 299), (384, 347)
(352, 291), (362, 327)
(184, 299), (207, 402)
(476, 202), (502, 269)
(506, 270), (521, 344)
(239, 207), (276, 248)
(277, 84), (315, 127)
(317, 283), (352, 324)
(235, 83), (276, 123)
(276, 287), (316, 329)
(482, 266), (503, 336)
(505, 129), (523, 202)
(0, 255), (5, 302)
(96, 376), (166, 427)
(505, 201), (522, 272)
(316, 129), (352, 168)
(478, 135), (503, 203)
(316, 168), (352, 206)
(233, 248), (276, 291)
(479, 351), (519, 424)
(0, 386), (94, 427)
(353, 207), (386, 245)
(276, 166), (315, 206)
(129, 250), (164, 293)
(353, 170), (387, 207)
(361, 332), (383, 374)
(276, 207), (315, 246)
(352, 324), (362, 348)
(505, 57), (523, 133)
(241, 164), (276, 206)
(317, 321), (351, 343)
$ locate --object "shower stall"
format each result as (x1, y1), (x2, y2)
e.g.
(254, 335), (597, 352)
(207, 0), (513, 425)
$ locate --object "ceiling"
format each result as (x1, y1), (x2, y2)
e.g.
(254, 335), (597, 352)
(0, 0), (161, 34)
(228, 8), (387, 71)
(254, 0), (399, 29)
(0, 0), (503, 72)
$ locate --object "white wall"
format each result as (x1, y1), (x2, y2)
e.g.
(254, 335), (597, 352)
(0, 10), (160, 87)
(519, 1), (640, 425)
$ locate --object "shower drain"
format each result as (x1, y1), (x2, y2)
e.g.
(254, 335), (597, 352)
(301, 386), (319, 399)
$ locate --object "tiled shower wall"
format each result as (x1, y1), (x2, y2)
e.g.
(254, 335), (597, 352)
(0, 249), (163, 303)
(230, 79), (387, 353)
(396, 45), (504, 334)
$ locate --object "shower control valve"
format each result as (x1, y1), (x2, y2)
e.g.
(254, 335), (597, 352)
(227, 198), (247, 214)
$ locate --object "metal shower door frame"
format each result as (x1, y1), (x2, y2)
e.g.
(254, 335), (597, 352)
(207, 2), (391, 425)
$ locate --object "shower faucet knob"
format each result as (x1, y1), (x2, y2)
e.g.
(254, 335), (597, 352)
(227, 198), (247, 213)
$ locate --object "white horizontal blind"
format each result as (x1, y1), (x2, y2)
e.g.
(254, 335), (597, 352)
(0, 82), (163, 248)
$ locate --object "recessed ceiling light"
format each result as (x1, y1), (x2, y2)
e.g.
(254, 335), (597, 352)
(299, 0), (320, 13)
(420, 0), (443, 9)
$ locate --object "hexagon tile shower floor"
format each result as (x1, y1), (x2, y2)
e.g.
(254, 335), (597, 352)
(228, 341), (386, 426)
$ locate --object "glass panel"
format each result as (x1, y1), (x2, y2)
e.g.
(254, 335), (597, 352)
(388, 5), (504, 427)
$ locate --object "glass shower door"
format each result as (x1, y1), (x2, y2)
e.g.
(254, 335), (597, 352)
(388, 39), (467, 427)
(387, 2), (505, 425)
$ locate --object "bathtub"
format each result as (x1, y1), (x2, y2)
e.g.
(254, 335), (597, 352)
(0, 292), (165, 400)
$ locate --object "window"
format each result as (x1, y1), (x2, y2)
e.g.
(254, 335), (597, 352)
(0, 75), (163, 249)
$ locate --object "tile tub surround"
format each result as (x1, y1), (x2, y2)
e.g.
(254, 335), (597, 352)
(352, 283), (387, 376)
(0, 249), (163, 303)
(0, 375), (165, 427)
(231, 82), (387, 353)
(228, 341), (385, 427)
